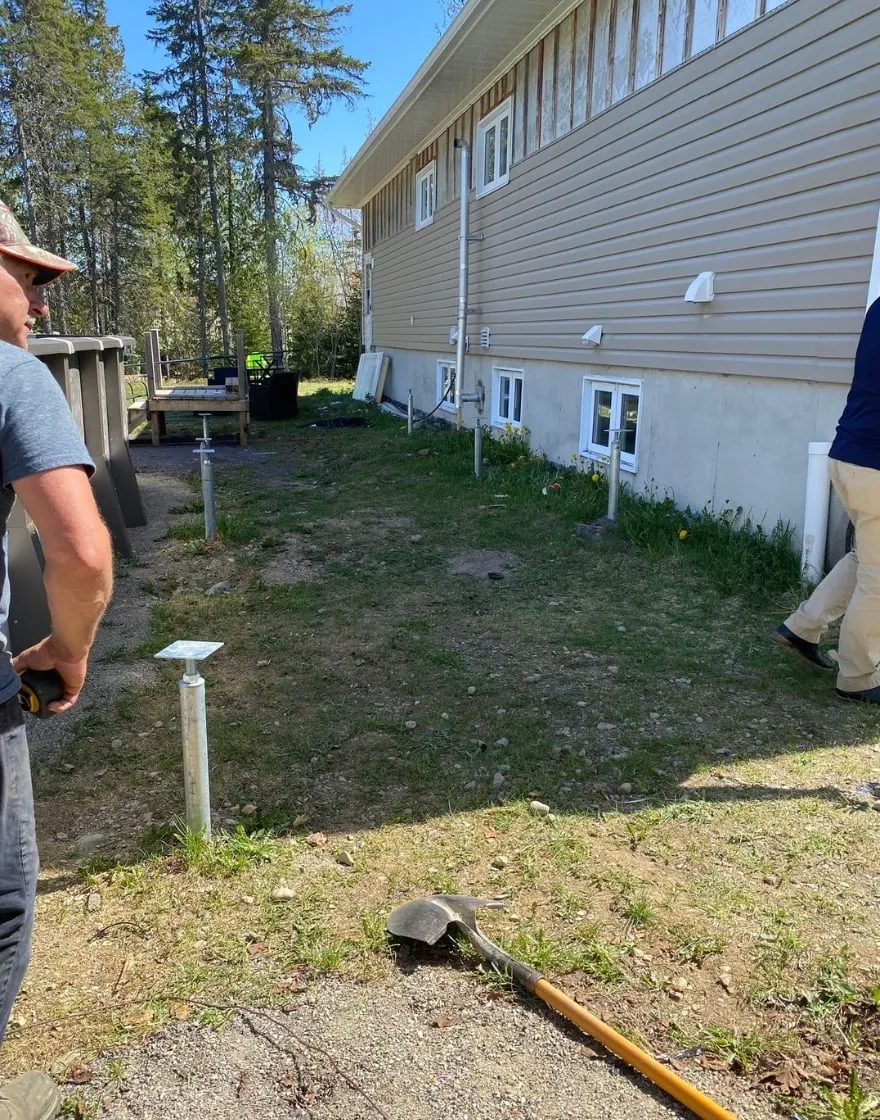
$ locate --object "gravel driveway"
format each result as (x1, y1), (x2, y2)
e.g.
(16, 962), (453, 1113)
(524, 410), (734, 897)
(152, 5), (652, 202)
(79, 969), (774, 1120)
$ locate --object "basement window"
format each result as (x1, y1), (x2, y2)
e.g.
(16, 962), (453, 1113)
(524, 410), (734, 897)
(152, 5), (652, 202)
(492, 367), (524, 428)
(580, 377), (641, 471)
(415, 161), (436, 230)
(437, 360), (457, 412)
(476, 98), (512, 198)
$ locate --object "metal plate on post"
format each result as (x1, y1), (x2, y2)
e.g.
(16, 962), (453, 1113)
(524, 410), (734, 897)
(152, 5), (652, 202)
(155, 641), (224, 662)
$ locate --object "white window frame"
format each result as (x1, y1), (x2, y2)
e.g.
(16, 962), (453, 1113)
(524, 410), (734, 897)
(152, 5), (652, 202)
(437, 360), (457, 413)
(415, 161), (436, 230)
(579, 376), (642, 472)
(476, 98), (513, 198)
(492, 366), (524, 429)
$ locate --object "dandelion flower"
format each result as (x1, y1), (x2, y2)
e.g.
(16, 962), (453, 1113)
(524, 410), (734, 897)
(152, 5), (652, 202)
(678, 529), (688, 540)
(591, 473), (600, 483)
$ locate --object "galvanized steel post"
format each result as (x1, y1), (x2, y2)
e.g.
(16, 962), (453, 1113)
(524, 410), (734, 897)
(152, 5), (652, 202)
(195, 413), (217, 542)
(155, 641), (223, 838)
(607, 436), (622, 523)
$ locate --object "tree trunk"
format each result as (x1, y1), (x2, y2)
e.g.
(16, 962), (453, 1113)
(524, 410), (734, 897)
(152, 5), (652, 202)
(111, 196), (121, 331)
(261, 85), (283, 362)
(192, 122), (209, 377)
(224, 71), (236, 339)
(194, 0), (230, 355)
(196, 213), (209, 377)
(77, 196), (100, 334)
(14, 119), (38, 243)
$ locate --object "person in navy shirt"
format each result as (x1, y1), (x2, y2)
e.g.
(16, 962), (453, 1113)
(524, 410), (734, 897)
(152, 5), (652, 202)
(775, 297), (880, 703)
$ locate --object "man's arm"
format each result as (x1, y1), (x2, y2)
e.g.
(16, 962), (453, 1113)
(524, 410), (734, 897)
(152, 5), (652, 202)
(11, 465), (113, 713)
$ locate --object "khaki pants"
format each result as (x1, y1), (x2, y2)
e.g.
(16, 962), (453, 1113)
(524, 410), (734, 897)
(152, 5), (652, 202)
(786, 458), (880, 692)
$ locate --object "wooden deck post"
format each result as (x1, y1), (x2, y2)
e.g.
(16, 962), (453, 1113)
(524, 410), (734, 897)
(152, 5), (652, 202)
(101, 336), (147, 527)
(145, 329), (167, 445)
(75, 339), (132, 557)
(236, 329), (249, 448)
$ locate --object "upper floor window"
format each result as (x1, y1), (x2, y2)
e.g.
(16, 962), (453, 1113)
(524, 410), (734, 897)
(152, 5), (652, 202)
(476, 98), (512, 198)
(415, 161), (436, 230)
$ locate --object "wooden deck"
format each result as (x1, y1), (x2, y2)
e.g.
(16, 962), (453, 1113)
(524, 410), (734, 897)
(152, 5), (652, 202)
(144, 330), (250, 446)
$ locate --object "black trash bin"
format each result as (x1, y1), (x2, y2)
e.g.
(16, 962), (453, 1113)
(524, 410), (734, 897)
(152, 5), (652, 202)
(211, 364), (238, 387)
(268, 369), (299, 419)
(249, 377), (272, 421)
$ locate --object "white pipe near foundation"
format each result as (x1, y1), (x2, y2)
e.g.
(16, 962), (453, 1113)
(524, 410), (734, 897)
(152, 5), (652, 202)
(801, 441), (833, 584)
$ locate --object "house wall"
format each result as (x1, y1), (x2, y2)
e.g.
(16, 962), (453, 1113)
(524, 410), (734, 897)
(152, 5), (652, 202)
(367, 0), (878, 384)
(382, 347), (848, 543)
(364, 0), (879, 543)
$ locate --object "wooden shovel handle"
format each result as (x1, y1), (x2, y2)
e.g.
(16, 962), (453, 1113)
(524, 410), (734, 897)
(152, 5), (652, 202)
(533, 978), (739, 1120)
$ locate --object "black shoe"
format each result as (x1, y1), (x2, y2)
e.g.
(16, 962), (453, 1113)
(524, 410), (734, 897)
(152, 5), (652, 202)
(772, 623), (834, 670)
(836, 685), (880, 704)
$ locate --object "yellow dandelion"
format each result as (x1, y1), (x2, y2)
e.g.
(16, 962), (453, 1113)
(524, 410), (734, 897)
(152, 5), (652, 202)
(591, 473), (600, 483)
(678, 529), (688, 540)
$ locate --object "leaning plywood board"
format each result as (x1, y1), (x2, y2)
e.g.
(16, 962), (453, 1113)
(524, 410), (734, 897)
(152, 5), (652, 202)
(372, 352), (389, 401)
(353, 352), (389, 402)
(352, 352), (375, 400)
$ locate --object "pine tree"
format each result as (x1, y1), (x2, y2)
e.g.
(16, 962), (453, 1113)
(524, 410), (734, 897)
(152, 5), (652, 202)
(147, 0), (233, 358)
(0, 0), (156, 336)
(225, 0), (366, 359)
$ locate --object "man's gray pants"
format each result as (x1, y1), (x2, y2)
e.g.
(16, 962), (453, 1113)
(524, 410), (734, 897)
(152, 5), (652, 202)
(0, 697), (36, 1042)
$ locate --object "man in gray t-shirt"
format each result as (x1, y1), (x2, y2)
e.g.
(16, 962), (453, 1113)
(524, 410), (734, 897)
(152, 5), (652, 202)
(0, 202), (113, 1120)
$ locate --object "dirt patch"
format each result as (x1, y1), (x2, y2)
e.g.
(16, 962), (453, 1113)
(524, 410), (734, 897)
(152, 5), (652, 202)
(260, 534), (318, 587)
(447, 549), (520, 579)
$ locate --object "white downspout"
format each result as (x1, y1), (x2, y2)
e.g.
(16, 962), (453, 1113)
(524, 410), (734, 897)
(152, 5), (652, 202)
(453, 138), (470, 432)
(453, 138), (484, 433)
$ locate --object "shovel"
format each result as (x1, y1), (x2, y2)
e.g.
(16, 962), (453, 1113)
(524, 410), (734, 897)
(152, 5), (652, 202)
(387, 894), (738, 1120)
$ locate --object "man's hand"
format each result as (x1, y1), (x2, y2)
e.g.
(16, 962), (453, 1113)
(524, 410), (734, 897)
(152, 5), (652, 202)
(12, 466), (113, 710)
(13, 637), (89, 714)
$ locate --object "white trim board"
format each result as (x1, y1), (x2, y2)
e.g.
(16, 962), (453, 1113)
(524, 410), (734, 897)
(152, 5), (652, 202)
(353, 352), (390, 402)
(868, 205), (880, 311)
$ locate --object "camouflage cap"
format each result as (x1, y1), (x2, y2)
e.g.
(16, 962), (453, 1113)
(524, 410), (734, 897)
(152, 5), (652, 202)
(0, 201), (76, 285)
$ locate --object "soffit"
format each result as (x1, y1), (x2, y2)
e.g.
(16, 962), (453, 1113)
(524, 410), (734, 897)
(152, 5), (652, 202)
(329, 0), (569, 208)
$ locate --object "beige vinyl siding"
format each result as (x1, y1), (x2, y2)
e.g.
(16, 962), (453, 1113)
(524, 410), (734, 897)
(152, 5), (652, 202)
(365, 0), (795, 248)
(368, 0), (877, 385)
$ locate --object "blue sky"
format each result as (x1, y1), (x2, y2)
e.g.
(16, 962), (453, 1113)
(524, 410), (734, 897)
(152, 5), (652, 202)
(104, 0), (440, 177)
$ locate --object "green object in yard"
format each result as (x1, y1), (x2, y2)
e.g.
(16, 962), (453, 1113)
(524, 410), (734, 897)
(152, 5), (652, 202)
(246, 352), (269, 370)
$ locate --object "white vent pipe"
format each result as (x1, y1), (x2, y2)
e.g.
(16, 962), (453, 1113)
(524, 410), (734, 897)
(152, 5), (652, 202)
(801, 441), (832, 583)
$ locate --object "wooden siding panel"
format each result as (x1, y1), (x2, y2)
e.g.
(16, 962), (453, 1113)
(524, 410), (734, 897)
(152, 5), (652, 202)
(526, 44), (540, 155)
(540, 29), (557, 147)
(573, 1), (591, 127)
(513, 58), (527, 163)
(556, 13), (575, 139)
(437, 131), (449, 208)
(367, 0), (878, 388)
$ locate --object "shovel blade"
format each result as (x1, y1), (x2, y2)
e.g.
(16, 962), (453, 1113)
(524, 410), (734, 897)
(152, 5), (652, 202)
(386, 895), (504, 946)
